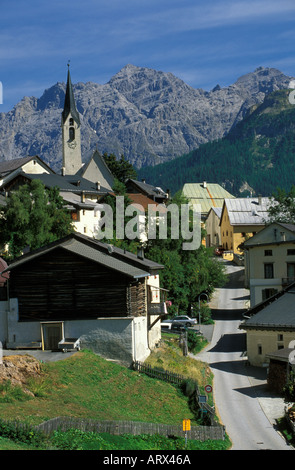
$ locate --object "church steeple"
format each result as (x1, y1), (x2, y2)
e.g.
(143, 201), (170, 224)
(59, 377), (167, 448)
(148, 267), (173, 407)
(61, 64), (82, 175)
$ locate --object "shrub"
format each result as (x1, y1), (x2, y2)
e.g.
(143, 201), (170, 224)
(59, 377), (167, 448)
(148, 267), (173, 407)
(0, 418), (47, 448)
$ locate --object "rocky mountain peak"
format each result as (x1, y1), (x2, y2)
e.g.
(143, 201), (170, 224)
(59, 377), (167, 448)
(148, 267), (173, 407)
(0, 65), (293, 172)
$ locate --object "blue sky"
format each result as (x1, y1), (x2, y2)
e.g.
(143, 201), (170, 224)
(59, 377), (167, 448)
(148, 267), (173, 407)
(1, 0), (295, 112)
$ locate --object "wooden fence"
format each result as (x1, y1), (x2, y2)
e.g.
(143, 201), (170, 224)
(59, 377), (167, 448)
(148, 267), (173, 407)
(34, 362), (225, 442)
(132, 361), (187, 385)
(35, 416), (225, 442)
(133, 361), (217, 426)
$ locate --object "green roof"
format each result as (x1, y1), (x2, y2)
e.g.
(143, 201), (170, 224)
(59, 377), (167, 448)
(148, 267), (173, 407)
(182, 182), (235, 215)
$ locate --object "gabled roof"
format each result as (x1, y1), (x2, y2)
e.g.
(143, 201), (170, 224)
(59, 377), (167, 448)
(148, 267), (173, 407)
(240, 282), (295, 331)
(182, 182), (234, 215)
(205, 206), (222, 221)
(2, 171), (109, 196)
(127, 193), (168, 213)
(125, 179), (168, 200)
(77, 150), (115, 190)
(244, 221), (295, 248)
(221, 197), (270, 226)
(3, 232), (164, 279)
(0, 156), (54, 178)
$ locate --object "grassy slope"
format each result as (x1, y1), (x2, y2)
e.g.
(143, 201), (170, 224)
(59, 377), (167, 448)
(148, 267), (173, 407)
(0, 348), (200, 427)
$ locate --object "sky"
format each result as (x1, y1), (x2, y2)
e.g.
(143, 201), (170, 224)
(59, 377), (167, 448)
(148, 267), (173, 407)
(1, 0), (295, 112)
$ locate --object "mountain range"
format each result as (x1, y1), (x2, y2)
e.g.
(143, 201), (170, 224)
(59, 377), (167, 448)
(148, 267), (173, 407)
(138, 88), (295, 197)
(0, 64), (293, 173)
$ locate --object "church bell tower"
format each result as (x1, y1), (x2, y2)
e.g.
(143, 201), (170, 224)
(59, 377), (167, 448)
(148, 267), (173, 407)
(61, 64), (82, 175)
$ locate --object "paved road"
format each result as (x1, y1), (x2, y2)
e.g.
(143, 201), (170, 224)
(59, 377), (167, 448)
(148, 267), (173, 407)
(194, 261), (292, 451)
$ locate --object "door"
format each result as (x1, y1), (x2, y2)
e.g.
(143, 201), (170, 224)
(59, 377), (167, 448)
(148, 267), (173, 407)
(41, 322), (63, 350)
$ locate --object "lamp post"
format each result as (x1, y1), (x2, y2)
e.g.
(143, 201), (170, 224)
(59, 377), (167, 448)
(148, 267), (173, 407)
(197, 293), (209, 334)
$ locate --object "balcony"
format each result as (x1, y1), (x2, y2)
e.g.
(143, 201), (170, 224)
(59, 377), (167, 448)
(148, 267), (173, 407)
(282, 277), (295, 287)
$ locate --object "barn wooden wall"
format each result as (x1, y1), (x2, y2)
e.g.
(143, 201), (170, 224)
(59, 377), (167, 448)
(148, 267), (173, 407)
(9, 248), (147, 321)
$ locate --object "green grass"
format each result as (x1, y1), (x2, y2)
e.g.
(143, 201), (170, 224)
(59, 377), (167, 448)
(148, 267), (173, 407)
(0, 349), (196, 427)
(49, 428), (231, 450)
(0, 435), (40, 450)
(0, 345), (230, 450)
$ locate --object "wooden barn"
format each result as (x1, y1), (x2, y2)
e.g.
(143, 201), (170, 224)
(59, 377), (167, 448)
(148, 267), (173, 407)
(0, 233), (166, 365)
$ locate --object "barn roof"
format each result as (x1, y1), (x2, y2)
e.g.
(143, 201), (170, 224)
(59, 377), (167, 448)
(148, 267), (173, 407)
(3, 233), (164, 279)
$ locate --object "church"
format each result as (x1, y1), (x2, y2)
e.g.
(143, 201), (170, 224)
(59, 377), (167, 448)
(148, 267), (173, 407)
(60, 65), (115, 191)
(0, 66), (116, 238)
(0, 67), (167, 363)
(0, 66), (168, 239)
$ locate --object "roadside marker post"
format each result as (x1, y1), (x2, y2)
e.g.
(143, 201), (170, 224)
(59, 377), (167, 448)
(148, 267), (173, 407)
(183, 419), (191, 447)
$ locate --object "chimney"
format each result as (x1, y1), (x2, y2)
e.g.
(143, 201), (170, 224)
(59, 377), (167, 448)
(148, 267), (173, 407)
(258, 194), (262, 205)
(203, 181), (207, 188)
(137, 246), (144, 260)
(96, 181), (101, 190)
(81, 191), (85, 203)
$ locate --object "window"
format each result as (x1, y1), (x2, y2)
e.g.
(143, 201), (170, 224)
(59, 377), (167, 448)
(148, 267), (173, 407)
(69, 126), (75, 141)
(69, 118), (74, 126)
(262, 288), (277, 301)
(71, 211), (79, 222)
(287, 249), (295, 256)
(258, 344), (262, 355)
(264, 263), (274, 279)
(278, 334), (283, 342)
(287, 263), (295, 281)
(264, 250), (272, 256)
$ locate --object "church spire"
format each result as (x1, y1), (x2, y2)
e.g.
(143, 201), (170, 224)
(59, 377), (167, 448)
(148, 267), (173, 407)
(61, 64), (82, 175)
(62, 63), (80, 127)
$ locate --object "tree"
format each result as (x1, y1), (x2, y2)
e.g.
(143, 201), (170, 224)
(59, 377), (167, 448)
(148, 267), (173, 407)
(144, 191), (227, 313)
(267, 186), (295, 224)
(0, 179), (74, 258)
(103, 153), (137, 183)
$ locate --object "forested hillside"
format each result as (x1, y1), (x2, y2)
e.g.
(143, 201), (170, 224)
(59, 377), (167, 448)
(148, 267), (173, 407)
(138, 90), (295, 197)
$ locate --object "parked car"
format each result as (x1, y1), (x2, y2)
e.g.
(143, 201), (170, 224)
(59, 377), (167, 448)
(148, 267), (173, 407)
(214, 247), (224, 256)
(171, 315), (197, 327)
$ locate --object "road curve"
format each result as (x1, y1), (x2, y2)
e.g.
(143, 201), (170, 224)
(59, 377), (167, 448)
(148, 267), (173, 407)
(194, 261), (292, 451)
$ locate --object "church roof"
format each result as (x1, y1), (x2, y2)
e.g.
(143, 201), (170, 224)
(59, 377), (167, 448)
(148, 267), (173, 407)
(0, 156), (54, 177)
(62, 67), (81, 127)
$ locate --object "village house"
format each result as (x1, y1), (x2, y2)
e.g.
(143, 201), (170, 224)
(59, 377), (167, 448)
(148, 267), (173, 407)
(0, 232), (167, 365)
(239, 282), (295, 368)
(0, 166), (109, 237)
(125, 178), (169, 205)
(243, 222), (295, 307)
(219, 197), (270, 256)
(204, 206), (222, 248)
